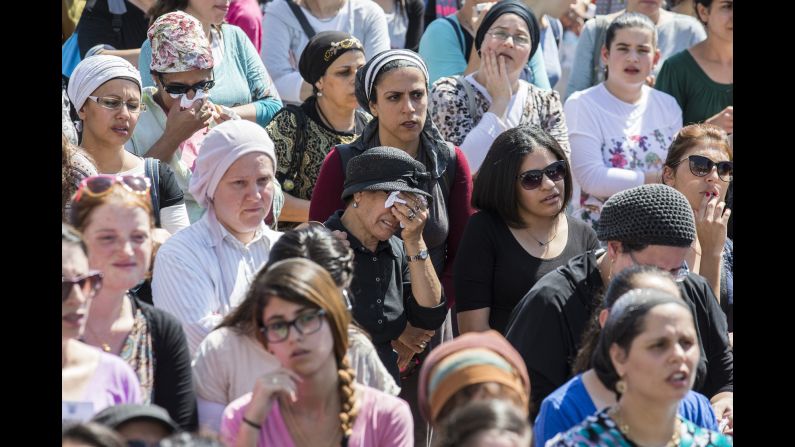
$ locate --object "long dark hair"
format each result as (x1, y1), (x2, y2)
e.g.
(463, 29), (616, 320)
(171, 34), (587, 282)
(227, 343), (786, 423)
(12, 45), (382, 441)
(591, 289), (689, 396)
(572, 265), (678, 374)
(472, 125), (572, 228)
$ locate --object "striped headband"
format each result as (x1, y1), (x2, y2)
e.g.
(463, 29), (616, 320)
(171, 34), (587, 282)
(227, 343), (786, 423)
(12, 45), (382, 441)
(363, 49), (429, 103)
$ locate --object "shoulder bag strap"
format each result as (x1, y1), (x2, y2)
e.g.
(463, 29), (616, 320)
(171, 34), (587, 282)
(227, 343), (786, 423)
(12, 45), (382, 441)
(286, 0), (317, 39)
(144, 158), (162, 227)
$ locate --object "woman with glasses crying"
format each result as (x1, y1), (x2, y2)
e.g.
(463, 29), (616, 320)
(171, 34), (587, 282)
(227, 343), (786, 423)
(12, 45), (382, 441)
(67, 55), (189, 235)
(127, 11), (235, 223)
(429, 0), (570, 173)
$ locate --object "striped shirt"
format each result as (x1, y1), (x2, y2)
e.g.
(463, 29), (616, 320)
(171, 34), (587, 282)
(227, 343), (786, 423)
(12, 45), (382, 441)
(152, 212), (282, 357)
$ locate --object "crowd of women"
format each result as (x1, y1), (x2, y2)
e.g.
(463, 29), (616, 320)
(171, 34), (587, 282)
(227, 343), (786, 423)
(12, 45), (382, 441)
(62, 0), (732, 445)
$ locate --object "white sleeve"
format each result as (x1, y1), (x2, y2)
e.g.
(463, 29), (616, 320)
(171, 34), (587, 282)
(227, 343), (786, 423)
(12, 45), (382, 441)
(273, 71), (305, 105)
(159, 203), (190, 235)
(460, 112), (509, 172)
(152, 242), (221, 357)
(261, 10), (303, 103)
(565, 97), (644, 198)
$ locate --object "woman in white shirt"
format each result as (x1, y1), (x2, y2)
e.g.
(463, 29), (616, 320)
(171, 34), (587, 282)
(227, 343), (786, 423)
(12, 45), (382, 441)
(564, 12), (682, 227)
(430, 0), (569, 173)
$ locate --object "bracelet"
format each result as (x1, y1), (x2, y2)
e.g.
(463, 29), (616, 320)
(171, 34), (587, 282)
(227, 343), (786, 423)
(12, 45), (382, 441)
(242, 416), (261, 430)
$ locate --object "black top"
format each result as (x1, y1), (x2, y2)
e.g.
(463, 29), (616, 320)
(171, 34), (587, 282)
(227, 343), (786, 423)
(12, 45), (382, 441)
(504, 249), (733, 417)
(77, 0), (149, 58)
(402, 0), (426, 52)
(324, 211), (448, 382)
(130, 297), (198, 431)
(156, 161), (185, 209)
(454, 211), (599, 333)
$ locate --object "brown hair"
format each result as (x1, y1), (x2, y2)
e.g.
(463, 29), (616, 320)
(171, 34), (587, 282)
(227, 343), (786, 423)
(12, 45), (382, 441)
(663, 123), (733, 182)
(70, 183), (155, 232)
(248, 258), (357, 438)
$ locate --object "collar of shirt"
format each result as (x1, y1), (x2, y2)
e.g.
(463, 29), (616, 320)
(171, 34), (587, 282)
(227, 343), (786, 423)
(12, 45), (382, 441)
(324, 210), (401, 258)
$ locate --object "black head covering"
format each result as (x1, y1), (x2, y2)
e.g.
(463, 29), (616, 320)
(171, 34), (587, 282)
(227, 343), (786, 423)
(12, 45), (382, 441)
(474, 0), (540, 63)
(342, 146), (433, 201)
(298, 31), (364, 87)
(595, 184), (696, 247)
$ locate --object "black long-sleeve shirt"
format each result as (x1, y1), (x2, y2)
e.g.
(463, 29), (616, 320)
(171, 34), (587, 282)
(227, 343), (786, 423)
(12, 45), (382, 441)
(504, 249), (733, 418)
(325, 211), (448, 382)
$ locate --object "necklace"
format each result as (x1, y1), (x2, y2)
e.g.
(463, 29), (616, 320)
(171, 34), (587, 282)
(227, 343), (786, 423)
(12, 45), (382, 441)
(315, 101), (354, 134)
(281, 398), (341, 447)
(527, 219), (560, 247)
(609, 406), (681, 447)
(82, 323), (113, 353)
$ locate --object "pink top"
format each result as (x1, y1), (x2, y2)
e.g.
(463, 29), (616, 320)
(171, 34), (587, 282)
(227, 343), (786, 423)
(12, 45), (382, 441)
(227, 0), (264, 53)
(219, 385), (413, 447)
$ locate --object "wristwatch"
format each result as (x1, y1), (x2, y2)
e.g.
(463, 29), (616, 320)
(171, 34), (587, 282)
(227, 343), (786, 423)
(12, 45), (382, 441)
(407, 249), (429, 262)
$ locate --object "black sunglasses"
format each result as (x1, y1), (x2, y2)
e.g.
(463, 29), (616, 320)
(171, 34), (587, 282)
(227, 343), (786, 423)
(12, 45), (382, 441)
(157, 73), (215, 95)
(516, 160), (567, 190)
(672, 155), (733, 182)
(62, 271), (103, 302)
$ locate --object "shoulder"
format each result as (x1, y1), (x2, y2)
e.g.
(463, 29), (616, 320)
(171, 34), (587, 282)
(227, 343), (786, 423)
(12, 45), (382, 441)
(663, 49), (692, 67)
(665, 12), (706, 33)
(424, 14), (458, 36)
(645, 85), (680, 108)
(467, 210), (502, 230)
(221, 24), (251, 44)
(356, 385), (411, 418)
(680, 418), (734, 446)
(431, 76), (464, 94)
(263, 0), (291, 18)
(96, 349), (139, 381)
(566, 215), (597, 236)
(350, 0), (387, 18)
(526, 252), (595, 307)
(156, 221), (212, 259)
(133, 298), (185, 336)
(526, 82), (563, 107)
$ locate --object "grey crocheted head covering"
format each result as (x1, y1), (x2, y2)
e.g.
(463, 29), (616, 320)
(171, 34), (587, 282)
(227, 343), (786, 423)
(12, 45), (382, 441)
(342, 146), (432, 201)
(595, 184), (696, 247)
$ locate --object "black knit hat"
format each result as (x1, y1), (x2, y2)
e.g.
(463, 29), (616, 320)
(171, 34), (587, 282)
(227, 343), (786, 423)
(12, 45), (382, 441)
(341, 146), (432, 201)
(595, 184), (696, 247)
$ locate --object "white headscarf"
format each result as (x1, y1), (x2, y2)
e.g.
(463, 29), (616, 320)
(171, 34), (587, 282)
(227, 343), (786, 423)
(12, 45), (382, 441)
(188, 120), (278, 209)
(67, 55), (142, 111)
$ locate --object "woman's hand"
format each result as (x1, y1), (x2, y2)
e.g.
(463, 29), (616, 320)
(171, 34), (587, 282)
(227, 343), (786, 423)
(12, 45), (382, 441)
(391, 193), (429, 244)
(244, 368), (302, 424)
(391, 339), (416, 370)
(695, 193), (730, 257)
(705, 106), (733, 135)
(398, 322), (434, 354)
(163, 98), (212, 142)
(711, 392), (733, 435)
(480, 48), (512, 118)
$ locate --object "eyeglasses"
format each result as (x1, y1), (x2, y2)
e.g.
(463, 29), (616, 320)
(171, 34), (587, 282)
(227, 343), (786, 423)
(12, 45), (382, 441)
(260, 309), (327, 343)
(516, 160), (567, 190)
(670, 155), (733, 182)
(487, 29), (532, 46)
(627, 251), (689, 283)
(156, 73), (215, 95)
(86, 96), (145, 113)
(74, 175), (151, 202)
(62, 271), (103, 302)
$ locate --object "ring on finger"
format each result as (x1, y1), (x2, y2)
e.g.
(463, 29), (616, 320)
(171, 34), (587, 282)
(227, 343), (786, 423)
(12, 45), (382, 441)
(408, 211), (416, 221)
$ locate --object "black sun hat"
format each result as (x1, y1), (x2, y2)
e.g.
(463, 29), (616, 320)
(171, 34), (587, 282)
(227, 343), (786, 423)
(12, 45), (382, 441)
(341, 146), (433, 202)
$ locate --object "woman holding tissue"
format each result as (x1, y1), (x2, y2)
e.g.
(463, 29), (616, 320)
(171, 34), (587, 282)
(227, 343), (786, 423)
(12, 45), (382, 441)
(219, 258), (414, 447)
(128, 11), (234, 223)
(429, 0), (570, 173)
(67, 55), (189, 235)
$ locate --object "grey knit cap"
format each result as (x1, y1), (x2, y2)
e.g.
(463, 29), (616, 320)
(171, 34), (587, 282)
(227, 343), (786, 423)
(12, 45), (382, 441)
(595, 184), (696, 246)
(342, 146), (432, 201)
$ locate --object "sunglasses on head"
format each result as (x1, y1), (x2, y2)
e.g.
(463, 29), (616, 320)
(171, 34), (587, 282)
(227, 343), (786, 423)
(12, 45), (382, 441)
(672, 155), (733, 182)
(156, 73), (215, 95)
(516, 160), (567, 190)
(62, 271), (103, 302)
(73, 175), (151, 202)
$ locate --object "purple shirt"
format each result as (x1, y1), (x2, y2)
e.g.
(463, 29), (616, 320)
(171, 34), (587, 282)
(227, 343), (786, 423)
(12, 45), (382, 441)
(63, 350), (143, 421)
(220, 385), (413, 446)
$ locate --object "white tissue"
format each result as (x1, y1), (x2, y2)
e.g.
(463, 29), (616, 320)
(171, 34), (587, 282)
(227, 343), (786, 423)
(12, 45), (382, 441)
(384, 191), (408, 229)
(169, 89), (208, 108)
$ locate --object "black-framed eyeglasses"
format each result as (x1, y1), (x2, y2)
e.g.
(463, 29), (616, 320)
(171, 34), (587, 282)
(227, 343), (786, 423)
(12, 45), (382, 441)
(156, 73), (215, 95)
(86, 96), (145, 113)
(516, 160), (567, 190)
(62, 271), (103, 302)
(627, 251), (689, 283)
(670, 155), (733, 182)
(260, 309), (327, 343)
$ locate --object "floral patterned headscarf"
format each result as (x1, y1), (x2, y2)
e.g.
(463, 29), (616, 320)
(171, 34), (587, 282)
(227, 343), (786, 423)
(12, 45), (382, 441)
(148, 11), (214, 73)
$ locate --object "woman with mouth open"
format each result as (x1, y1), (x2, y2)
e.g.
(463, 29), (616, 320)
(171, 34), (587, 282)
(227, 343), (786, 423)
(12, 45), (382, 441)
(662, 124), (733, 333)
(564, 12), (683, 228)
(430, 0), (570, 173)
(67, 55), (190, 235)
(220, 258), (414, 446)
(62, 223), (143, 422)
(534, 265), (723, 446)
(70, 176), (197, 430)
(454, 125), (598, 335)
(546, 288), (733, 446)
